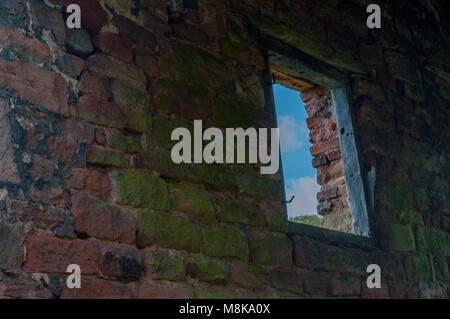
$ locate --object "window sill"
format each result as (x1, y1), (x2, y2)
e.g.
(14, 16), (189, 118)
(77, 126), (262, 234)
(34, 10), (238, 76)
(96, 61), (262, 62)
(287, 221), (378, 251)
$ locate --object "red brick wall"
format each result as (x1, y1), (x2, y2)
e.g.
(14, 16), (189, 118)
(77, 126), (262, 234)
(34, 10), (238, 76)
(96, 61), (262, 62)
(301, 86), (352, 233)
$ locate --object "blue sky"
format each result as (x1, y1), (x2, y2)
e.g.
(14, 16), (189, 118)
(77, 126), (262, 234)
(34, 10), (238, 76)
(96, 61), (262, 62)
(273, 84), (321, 217)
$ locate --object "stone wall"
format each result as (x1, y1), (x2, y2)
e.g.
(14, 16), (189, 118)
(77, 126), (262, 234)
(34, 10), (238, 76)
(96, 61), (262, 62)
(0, 0), (448, 299)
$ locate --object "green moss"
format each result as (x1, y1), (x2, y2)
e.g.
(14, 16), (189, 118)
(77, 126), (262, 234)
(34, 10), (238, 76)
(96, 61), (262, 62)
(137, 210), (202, 252)
(86, 113), (125, 129)
(201, 225), (249, 262)
(90, 149), (130, 168)
(196, 289), (237, 299)
(113, 171), (169, 210)
(241, 265), (266, 288)
(146, 149), (237, 191)
(212, 95), (256, 128)
(127, 111), (152, 133)
(109, 133), (143, 153)
(270, 270), (303, 294)
(170, 184), (216, 223)
(185, 256), (229, 284)
(168, 43), (233, 93)
(154, 79), (211, 116)
(378, 177), (423, 225)
(238, 174), (282, 201)
(416, 226), (448, 255)
(110, 80), (150, 109)
(217, 199), (266, 227)
(387, 223), (416, 252)
(268, 212), (289, 233)
(96, 201), (114, 215)
(248, 233), (292, 266)
(151, 115), (193, 150)
(219, 38), (251, 64)
(148, 251), (186, 281)
(405, 253), (431, 282)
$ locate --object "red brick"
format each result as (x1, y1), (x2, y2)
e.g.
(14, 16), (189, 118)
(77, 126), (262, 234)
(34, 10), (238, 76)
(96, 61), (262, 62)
(300, 86), (331, 103)
(0, 60), (69, 115)
(135, 46), (159, 77)
(326, 149), (341, 161)
(24, 233), (100, 274)
(71, 193), (136, 244)
(60, 279), (132, 299)
(87, 54), (147, 90)
(0, 277), (53, 299)
(95, 128), (107, 145)
(131, 282), (193, 299)
(56, 53), (87, 78)
(304, 96), (329, 116)
(100, 245), (142, 280)
(29, 154), (55, 181)
(66, 168), (111, 200)
(16, 203), (66, 231)
(30, 184), (65, 205)
(306, 116), (322, 129)
(72, 95), (126, 129)
(47, 136), (78, 162)
(58, 119), (95, 144)
(327, 276), (362, 297)
(310, 138), (340, 156)
(0, 26), (52, 64)
(78, 71), (110, 98)
(361, 284), (390, 299)
(93, 33), (134, 63)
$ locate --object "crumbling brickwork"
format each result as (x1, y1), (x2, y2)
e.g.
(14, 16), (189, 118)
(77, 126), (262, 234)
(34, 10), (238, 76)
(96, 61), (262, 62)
(300, 86), (352, 233)
(0, 0), (449, 299)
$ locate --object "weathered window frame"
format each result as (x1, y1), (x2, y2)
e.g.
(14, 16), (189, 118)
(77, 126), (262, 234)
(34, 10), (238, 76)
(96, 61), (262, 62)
(265, 37), (376, 249)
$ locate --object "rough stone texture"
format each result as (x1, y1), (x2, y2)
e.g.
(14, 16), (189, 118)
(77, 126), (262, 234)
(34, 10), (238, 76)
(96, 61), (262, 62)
(0, 0), (448, 299)
(0, 222), (25, 274)
(0, 98), (20, 183)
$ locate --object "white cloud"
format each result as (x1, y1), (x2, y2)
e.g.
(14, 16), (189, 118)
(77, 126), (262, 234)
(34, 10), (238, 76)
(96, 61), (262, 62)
(285, 176), (321, 217)
(278, 116), (307, 152)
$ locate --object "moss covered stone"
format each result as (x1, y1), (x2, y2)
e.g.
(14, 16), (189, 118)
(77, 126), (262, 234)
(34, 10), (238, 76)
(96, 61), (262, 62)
(185, 256), (229, 284)
(432, 255), (450, 281)
(113, 171), (169, 210)
(88, 148), (130, 168)
(151, 115), (193, 150)
(212, 95), (257, 128)
(109, 133), (143, 153)
(378, 177), (423, 225)
(110, 80), (150, 109)
(170, 184), (215, 223)
(416, 226), (448, 256)
(249, 233), (292, 266)
(137, 210), (202, 252)
(238, 174), (282, 201)
(268, 212), (289, 233)
(154, 79), (211, 117)
(165, 43), (233, 93)
(270, 270), (303, 294)
(146, 250), (186, 282)
(196, 289), (236, 299)
(386, 223), (416, 252)
(147, 149), (237, 191)
(405, 253), (431, 282)
(201, 225), (249, 262)
(217, 199), (266, 227)
(219, 38), (251, 64)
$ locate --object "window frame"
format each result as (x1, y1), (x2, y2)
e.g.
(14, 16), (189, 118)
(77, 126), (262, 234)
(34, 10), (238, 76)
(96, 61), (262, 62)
(265, 37), (374, 245)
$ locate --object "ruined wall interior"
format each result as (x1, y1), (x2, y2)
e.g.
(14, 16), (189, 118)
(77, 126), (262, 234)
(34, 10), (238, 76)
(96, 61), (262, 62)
(0, 0), (449, 299)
